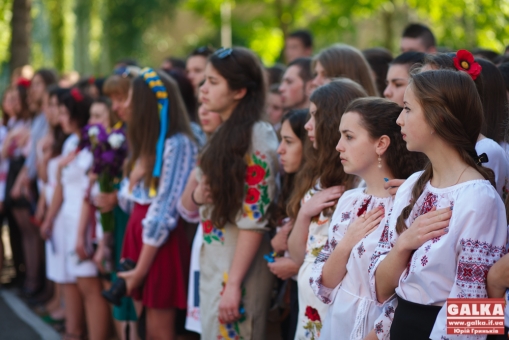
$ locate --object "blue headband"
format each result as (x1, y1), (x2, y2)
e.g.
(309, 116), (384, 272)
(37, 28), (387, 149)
(140, 68), (169, 196)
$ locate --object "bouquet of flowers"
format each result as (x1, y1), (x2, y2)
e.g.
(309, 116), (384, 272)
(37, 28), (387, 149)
(79, 124), (128, 232)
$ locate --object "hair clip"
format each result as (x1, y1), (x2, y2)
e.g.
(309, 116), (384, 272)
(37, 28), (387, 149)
(477, 153), (489, 165)
(70, 88), (84, 102)
(453, 50), (482, 80)
(16, 78), (31, 89)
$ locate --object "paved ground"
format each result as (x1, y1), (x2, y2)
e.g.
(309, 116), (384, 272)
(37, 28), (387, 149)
(0, 289), (59, 340)
(0, 224), (60, 340)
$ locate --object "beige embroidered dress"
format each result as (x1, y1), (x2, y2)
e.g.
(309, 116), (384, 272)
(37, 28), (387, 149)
(295, 182), (331, 340)
(199, 121), (279, 340)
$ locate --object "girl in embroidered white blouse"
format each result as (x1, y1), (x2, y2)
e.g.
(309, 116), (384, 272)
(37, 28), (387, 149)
(309, 97), (424, 340)
(372, 70), (507, 340)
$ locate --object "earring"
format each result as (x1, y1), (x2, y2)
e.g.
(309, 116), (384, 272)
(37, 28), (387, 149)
(430, 130), (434, 135)
(378, 154), (382, 168)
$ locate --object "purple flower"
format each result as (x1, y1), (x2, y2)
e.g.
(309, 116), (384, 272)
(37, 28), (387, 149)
(83, 124), (127, 178)
(101, 150), (115, 164)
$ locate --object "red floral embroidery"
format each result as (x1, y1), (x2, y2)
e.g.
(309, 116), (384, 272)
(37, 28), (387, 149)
(421, 255), (428, 266)
(456, 238), (505, 298)
(417, 192), (437, 216)
(203, 220), (213, 234)
(202, 220), (225, 244)
(245, 187), (260, 204)
(357, 196), (373, 217)
(243, 153), (271, 221)
(305, 306), (321, 322)
(245, 164), (265, 186)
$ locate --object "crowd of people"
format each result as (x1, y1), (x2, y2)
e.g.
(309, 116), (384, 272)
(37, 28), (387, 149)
(2, 22), (509, 340)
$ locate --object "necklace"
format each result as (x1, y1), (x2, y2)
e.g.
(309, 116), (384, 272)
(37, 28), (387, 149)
(454, 166), (469, 186)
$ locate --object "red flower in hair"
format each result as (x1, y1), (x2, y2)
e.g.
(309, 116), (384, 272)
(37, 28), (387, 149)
(70, 88), (84, 102)
(88, 76), (95, 85)
(453, 50), (482, 80)
(16, 78), (31, 88)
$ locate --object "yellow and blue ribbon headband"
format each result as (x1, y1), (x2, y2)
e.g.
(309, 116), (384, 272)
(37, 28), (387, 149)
(140, 68), (169, 197)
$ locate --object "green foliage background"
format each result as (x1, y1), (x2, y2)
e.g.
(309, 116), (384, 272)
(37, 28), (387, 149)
(1, 0), (509, 76)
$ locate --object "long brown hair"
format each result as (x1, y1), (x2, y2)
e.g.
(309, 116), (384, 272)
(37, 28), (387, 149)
(422, 54), (509, 144)
(269, 108), (309, 227)
(313, 44), (379, 96)
(127, 70), (194, 187)
(395, 70), (494, 235)
(344, 97), (427, 179)
(287, 79), (366, 219)
(200, 47), (267, 228)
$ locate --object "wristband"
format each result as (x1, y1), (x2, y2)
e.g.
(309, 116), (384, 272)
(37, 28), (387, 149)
(191, 189), (203, 206)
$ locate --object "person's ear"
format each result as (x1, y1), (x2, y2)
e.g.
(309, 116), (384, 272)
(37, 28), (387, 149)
(304, 81), (313, 97)
(233, 88), (247, 101)
(375, 135), (391, 156)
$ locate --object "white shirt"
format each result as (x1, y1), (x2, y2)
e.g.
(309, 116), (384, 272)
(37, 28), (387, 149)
(370, 171), (507, 340)
(310, 188), (393, 340)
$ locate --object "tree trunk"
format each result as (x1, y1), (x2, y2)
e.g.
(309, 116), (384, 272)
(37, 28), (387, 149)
(74, 0), (92, 75)
(9, 0), (31, 73)
(46, 0), (65, 72)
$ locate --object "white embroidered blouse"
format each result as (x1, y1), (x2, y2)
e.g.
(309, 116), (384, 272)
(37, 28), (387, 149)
(310, 187), (393, 340)
(369, 171), (507, 340)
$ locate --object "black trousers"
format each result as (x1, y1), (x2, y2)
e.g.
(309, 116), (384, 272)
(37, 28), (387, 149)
(282, 279), (298, 340)
(3, 157), (27, 282)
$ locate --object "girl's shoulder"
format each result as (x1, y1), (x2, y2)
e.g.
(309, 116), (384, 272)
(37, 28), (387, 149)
(165, 132), (197, 149)
(62, 134), (79, 155)
(251, 121), (278, 143)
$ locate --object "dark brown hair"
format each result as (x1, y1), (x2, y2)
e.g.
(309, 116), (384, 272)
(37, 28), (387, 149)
(395, 70), (494, 235)
(200, 47), (267, 228)
(362, 48), (393, 96)
(127, 70), (194, 187)
(423, 53), (509, 143)
(402, 23), (436, 49)
(344, 97), (426, 179)
(48, 86), (69, 157)
(93, 96), (119, 129)
(165, 68), (198, 123)
(269, 108), (309, 227)
(312, 44), (379, 96)
(287, 79), (366, 219)
(34, 68), (58, 88)
(61, 89), (93, 130)
(475, 58), (508, 143)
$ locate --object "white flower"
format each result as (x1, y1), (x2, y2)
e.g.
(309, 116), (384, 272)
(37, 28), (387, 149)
(88, 126), (100, 137)
(108, 133), (125, 149)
